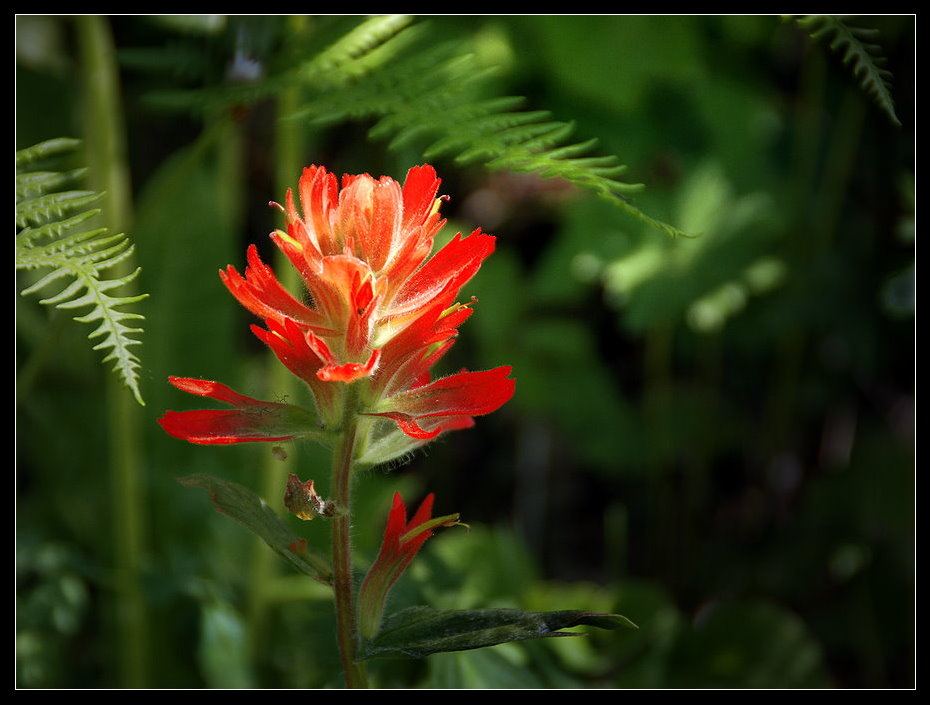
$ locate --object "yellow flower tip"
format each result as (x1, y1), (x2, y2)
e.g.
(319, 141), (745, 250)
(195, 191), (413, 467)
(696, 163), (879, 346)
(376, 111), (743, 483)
(399, 511), (463, 543)
(275, 229), (303, 251)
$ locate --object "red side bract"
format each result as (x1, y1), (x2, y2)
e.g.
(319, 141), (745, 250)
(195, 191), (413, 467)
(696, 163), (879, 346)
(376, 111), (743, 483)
(367, 366), (516, 439)
(157, 377), (320, 445)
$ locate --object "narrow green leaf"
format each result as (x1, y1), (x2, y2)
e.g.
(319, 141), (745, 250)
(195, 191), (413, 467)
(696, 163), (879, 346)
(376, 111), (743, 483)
(15, 137), (81, 169)
(147, 14), (226, 35)
(16, 191), (102, 229)
(358, 606), (637, 660)
(16, 169), (88, 201)
(301, 14), (414, 84)
(178, 473), (332, 585)
(15, 208), (101, 249)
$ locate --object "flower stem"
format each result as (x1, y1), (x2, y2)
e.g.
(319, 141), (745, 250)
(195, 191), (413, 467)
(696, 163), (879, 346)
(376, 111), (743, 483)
(331, 387), (368, 689)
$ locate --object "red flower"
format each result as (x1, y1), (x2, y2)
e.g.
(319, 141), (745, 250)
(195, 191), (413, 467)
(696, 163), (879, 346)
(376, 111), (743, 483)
(160, 165), (514, 454)
(357, 492), (460, 639)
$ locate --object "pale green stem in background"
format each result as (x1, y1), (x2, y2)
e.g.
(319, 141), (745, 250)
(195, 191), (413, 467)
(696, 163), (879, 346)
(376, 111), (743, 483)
(16, 310), (69, 399)
(767, 53), (867, 457)
(248, 16), (368, 686)
(764, 47), (827, 458)
(813, 88), (867, 253)
(75, 15), (148, 688)
(246, 14), (309, 660)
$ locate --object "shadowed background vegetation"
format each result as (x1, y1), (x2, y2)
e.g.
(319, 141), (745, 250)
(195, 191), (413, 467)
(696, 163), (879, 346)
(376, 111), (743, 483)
(17, 15), (913, 689)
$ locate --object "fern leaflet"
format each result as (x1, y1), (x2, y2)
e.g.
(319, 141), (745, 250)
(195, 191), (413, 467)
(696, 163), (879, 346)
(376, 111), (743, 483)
(794, 15), (901, 127)
(16, 138), (148, 405)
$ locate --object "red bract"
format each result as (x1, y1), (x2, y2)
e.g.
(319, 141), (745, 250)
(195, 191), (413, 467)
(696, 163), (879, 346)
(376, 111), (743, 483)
(367, 366), (516, 440)
(159, 165), (514, 455)
(357, 492), (460, 638)
(157, 377), (321, 445)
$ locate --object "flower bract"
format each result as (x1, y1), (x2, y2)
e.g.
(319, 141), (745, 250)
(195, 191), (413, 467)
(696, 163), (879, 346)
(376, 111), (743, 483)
(357, 492), (460, 639)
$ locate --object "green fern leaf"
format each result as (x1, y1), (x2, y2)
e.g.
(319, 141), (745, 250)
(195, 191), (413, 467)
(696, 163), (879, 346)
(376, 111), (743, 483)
(794, 15), (901, 127)
(15, 137), (83, 167)
(16, 138), (148, 406)
(16, 209), (102, 249)
(16, 169), (89, 201)
(299, 14), (415, 86)
(16, 191), (103, 230)
(295, 31), (688, 237)
(141, 17), (686, 238)
(144, 16), (418, 115)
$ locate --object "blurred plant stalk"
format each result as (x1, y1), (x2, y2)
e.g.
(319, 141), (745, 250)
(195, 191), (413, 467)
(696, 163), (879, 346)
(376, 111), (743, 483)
(75, 15), (149, 688)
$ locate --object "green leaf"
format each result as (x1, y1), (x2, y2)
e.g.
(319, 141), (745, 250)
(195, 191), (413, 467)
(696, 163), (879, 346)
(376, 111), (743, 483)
(178, 473), (332, 585)
(299, 14), (415, 86)
(15, 137), (82, 168)
(16, 168), (88, 201)
(358, 606), (637, 660)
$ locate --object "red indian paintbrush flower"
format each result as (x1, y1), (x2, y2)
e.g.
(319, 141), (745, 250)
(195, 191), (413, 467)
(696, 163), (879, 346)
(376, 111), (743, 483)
(159, 165), (514, 463)
(357, 492), (460, 639)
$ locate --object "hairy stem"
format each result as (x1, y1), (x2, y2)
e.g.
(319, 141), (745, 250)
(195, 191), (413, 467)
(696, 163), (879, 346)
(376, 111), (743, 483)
(331, 386), (368, 688)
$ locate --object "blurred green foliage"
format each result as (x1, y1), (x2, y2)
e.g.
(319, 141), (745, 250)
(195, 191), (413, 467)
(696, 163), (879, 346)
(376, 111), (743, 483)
(16, 15), (913, 688)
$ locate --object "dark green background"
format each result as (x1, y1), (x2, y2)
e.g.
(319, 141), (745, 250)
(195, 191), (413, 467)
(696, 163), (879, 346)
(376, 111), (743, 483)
(17, 15), (914, 688)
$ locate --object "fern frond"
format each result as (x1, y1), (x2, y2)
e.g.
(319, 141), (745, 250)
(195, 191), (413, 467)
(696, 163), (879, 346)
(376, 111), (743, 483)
(144, 16), (418, 114)
(16, 138), (147, 405)
(299, 14), (416, 86)
(794, 15), (901, 127)
(141, 17), (686, 237)
(297, 33), (688, 237)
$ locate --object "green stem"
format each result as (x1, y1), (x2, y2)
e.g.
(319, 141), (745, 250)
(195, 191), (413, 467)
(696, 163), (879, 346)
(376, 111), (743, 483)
(75, 15), (148, 688)
(331, 387), (368, 688)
